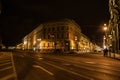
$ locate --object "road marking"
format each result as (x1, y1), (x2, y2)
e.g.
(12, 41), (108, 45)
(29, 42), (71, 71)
(85, 62), (96, 64)
(38, 58), (43, 60)
(0, 52), (4, 56)
(0, 62), (12, 66)
(85, 61), (111, 66)
(62, 63), (71, 66)
(0, 66), (13, 71)
(0, 59), (11, 63)
(0, 52), (18, 80)
(33, 65), (54, 76)
(0, 73), (16, 80)
(45, 61), (93, 80)
(11, 52), (18, 80)
(99, 63), (111, 66)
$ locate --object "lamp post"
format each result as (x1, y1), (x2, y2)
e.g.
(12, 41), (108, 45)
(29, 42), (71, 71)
(116, 24), (119, 54)
(103, 24), (108, 49)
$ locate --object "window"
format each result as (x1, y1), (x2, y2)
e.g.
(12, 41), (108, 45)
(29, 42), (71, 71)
(57, 27), (59, 31)
(66, 33), (69, 38)
(66, 26), (69, 30)
(61, 33), (64, 39)
(61, 26), (64, 30)
(75, 36), (77, 41)
(48, 43), (49, 47)
(43, 43), (45, 47)
(43, 28), (46, 32)
(48, 34), (51, 39)
(57, 34), (59, 39)
(43, 34), (45, 39)
(48, 28), (51, 31)
(52, 27), (55, 31)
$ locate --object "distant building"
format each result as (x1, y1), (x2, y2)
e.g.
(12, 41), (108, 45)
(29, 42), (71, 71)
(22, 19), (95, 52)
(0, 37), (2, 49)
(16, 43), (23, 49)
(0, 37), (5, 49)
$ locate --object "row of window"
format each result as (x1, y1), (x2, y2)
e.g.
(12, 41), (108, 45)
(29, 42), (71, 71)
(43, 26), (69, 32)
(43, 33), (69, 39)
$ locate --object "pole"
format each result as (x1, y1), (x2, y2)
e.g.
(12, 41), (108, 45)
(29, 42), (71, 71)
(116, 24), (119, 54)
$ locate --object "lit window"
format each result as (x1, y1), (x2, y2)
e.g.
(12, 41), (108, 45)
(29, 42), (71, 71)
(43, 43), (45, 47)
(48, 43), (49, 47)
(75, 36), (77, 41)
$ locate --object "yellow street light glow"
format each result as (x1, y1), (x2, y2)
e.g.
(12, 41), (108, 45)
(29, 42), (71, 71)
(103, 27), (107, 31)
(104, 23), (107, 26)
(104, 37), (106, 39)
(103, 23), (107, 31)
(24, 41), (27, 45)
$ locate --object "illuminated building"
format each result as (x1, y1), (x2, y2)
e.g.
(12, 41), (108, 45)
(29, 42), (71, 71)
(22, 19), (94, 52)
(109, 0), (120, 53)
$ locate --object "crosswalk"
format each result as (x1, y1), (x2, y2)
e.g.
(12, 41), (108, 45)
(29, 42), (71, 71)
(0, 52), (17, 80)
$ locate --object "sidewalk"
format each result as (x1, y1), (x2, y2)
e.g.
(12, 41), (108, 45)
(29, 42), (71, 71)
(76, 52), (120, 60)
(107, 52), (120, 60)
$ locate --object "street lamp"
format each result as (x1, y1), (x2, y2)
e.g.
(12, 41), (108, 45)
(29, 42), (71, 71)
(103, 24), (108, 49)
(103, 24), (107, 31)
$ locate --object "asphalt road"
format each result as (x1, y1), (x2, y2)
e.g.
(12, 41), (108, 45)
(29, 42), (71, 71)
(12, 52), (120, 80)
(0, 52), (17, 80)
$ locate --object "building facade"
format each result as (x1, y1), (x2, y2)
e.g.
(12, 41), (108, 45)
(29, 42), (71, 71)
(108, 0), (120, 53)
(22, 19), (94, 52)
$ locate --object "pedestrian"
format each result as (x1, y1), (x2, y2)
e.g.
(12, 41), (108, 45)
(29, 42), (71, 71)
(103, 48), (108, 56)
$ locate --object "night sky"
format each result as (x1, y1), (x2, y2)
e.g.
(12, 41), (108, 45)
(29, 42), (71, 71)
(0, 0), (110, 46)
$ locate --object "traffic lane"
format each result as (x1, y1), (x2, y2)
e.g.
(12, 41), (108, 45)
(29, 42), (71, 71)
(0, 52), (17, 80)
(27, 58), (90, 80)
(24, 66), (55, 80)
(41, 57), (120, 80)
(42, 54), (120, 68)
(13, 53), (34, 80)
(35, 54), (120, 80)
(13, 52), (120, 80)
(0, 52), (12, 60)
(19, 53), (90, 80)
(43, 54), (120, 74)
(16, 52), (91, 80)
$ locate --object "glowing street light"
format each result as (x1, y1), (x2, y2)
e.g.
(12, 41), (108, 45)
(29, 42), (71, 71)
(104, 23), (107, 26)
(103, 27), (107, 31)
(103, 24), (108, 49)
(103, 24), (107, 31)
